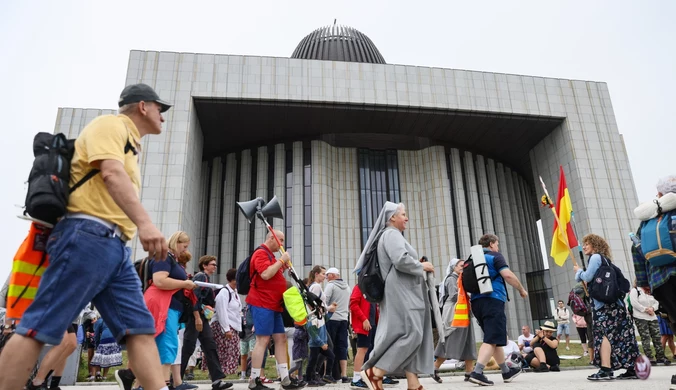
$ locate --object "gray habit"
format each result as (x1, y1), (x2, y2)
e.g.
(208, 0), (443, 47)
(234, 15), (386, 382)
(362, 226), (434, 376)
(434, 272), (477, 360)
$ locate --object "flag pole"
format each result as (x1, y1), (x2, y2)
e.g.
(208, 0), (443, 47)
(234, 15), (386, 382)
(569, 211), (587, 271)
(539, 176), (579, 268)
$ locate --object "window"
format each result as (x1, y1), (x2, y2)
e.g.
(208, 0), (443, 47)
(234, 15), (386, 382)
(285, 146), (293, 251)
(303, 145), (312, 266)
(358, 149), (400, 247)
(525, 270), (555, 329)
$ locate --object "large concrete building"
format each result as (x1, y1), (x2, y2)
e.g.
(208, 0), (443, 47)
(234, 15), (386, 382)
(54, 25), (638, 336)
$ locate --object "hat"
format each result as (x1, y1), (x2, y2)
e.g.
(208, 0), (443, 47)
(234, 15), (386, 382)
(118, 83), (172, 113)
(326, 267), (340, 275)
(540, 320), (557, 331)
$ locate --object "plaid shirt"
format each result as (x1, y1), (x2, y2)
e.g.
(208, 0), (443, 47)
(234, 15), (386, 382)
(632, 245), (676, 291)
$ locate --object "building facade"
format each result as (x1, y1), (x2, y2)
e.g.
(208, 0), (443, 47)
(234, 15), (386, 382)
(54, 25), (639, 337)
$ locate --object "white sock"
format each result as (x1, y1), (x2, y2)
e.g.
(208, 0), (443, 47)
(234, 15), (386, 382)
(353, 372), (361, 382)
(251, 368), (261, 380)
(277, 363), (289, 379)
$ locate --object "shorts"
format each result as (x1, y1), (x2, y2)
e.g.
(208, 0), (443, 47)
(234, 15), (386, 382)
(16, 219), (155, 346)
(240, 338), (256, 355)
(155, 308), (181, 364)
(66, 324), (77, 334)
(471, 298), (507, 346)
(557, 323), (570, 336)
(249, 305), (284, 336)
(356, 333), (370, 348)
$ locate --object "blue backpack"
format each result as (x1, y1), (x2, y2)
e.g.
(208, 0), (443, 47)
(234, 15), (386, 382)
(639, 209), (676, 266)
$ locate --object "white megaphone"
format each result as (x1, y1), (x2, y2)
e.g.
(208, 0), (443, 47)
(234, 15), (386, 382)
(470, 245), (493, 295)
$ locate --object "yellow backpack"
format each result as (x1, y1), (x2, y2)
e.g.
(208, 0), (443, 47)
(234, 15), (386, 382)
(283, 286), (308, 325)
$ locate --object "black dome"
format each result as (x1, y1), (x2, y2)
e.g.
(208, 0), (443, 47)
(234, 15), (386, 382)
(291, 25), (386, 64)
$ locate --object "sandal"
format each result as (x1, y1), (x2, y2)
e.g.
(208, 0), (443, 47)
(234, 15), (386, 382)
(360, 368), (384, 390)
(407, 386), (424, 390)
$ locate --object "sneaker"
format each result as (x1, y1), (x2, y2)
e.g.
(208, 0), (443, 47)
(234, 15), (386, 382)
(212, 380), (234, 389)
(341, 376), (351, 384)
(583, 351), (589, 357)
(502, 367), (521, 383)
(587, 369), (614, 381)
(307, 380), (325, 387)
(282, 377), (305, 389)
(185, 373), (195, 381)
(249, 377), (273, 390)
(617, 370), (638, 380)
(322, 375), (337, 384)
(25, 382), (43, 390)
(535, 364), (549, 373)
(260, 377), (274, 384)
(566, 346), (570, 351)
(670, 374), (676, 390)
(382, 377), (399, 385)
(174, 383), (198, 390)
(431, 370), (442, 383)
(96, 372), (103, 382)
(549, 365), (560, 372)
(469, 372), (494, 386)
(87, 375), (96, 382)
(657, 358), (672, 366)
(115, 369), (136, 390)
(350, 379), (368, 388)
(464, 373), (471, 382)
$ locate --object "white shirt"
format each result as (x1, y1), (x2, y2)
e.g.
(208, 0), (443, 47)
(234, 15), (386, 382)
(518, 334), (534, 353)
(212, 285), (242, 332)
(503, 340), (520, 356)
(629, 287), (659, 321)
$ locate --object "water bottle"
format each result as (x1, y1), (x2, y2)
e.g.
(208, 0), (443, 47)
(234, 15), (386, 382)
(629, 232), (641, 247)
(671, 216), (676, 231)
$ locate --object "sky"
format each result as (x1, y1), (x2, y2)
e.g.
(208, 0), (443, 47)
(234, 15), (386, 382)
(0, 0), (674, 283)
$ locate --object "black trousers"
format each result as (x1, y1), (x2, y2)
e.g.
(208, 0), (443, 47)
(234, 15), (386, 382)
(181, 313), (225, 381)
(654, 276), (676, 328)
(307, 347), (335, 381)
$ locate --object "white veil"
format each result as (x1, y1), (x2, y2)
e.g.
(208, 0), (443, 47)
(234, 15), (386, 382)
(353, 201), (400, 274)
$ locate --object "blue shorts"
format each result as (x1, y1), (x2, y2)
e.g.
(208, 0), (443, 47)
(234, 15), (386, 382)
(471, 297), (507, 347)
(156, 308), (181, 364)
(557, 323), (570, 335)
(250, 305), (285, 336)
(16, 218), (156, 346)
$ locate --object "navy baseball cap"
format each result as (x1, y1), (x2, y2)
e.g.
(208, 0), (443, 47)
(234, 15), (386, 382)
(118, 83), (172, 113)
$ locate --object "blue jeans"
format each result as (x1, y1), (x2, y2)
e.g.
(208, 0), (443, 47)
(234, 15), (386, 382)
(16, 218), (155, 345)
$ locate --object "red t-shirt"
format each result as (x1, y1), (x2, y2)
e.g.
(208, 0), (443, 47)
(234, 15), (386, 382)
(245, 245), (286, 312)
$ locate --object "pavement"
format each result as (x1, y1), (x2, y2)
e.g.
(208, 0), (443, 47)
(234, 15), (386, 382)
(65, 366), (675, 389)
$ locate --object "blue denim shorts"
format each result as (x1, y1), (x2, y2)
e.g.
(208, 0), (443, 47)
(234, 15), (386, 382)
(250, 305), (285, 336)
(16, 218), (155, 345)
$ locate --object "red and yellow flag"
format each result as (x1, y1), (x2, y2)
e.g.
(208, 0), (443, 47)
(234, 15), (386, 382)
(550, 166), (578, 266)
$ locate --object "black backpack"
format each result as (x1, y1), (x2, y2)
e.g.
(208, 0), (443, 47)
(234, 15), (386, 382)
(358, 229), (387, 303)
(236, 246), (274, 295)
(589, 255), (630, 304)
(24, 132), (136, 225)
(134, 257), (154, 292)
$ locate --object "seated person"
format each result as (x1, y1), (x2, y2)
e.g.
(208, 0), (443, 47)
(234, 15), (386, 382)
(503, 337), (520, 356)
(525, 321), (560, 372)
(518, 325), (534, 356)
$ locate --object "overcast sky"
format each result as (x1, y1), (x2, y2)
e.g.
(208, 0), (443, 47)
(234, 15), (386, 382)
(0, 0), (673, 284)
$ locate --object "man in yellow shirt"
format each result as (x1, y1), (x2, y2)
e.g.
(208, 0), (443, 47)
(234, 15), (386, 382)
(0, 84), (184, 390)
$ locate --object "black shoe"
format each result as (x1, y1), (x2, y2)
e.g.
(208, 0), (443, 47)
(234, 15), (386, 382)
(25, 383), (42, 390)
(535, 364), (549, 373)
(617, 370), (638, 380)
(341, 376), (350, 384)
(587, 369), (614, 381)
(431, 370), (442, 383)
(502, 367), (521, 383)
(382, 376), (399, 385)
(185, 373), (195, 380)
(469, 372), (494, 386)
(212, 380), (234, 389)
(321, 375), (336, 384)
(464, 373), (471, 382)
(670, 374), (676, 390)
(115, 369), (136, 390)
(249, 378), (273, 390)
(307, 380), (325, 387)
(657, 358), (672, 366)
(549, 364), (560, 372)
(282, 377), (305, 389)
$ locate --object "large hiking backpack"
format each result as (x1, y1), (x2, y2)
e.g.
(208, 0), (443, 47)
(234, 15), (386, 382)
(639, 209), (676, 266)
(24, 132), (137, 225)
(236, 246), (273, 295)
(567, 288), (589, 316)
(589, 255), (631, 304)
(358, 229), (387, 303)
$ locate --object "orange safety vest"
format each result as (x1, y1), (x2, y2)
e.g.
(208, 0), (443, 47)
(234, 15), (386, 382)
(6, 222), (52, 323)
(451, 273), (470, 328)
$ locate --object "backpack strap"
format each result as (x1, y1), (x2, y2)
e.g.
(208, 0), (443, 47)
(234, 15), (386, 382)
(69, 139), (136, 194)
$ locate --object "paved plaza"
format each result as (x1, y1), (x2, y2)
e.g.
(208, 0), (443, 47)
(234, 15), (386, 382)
(67, 367), (673, 390)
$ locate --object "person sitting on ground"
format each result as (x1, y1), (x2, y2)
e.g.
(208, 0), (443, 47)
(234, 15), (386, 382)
(517, 326), (534, 358)
(525, 321), (560, 372)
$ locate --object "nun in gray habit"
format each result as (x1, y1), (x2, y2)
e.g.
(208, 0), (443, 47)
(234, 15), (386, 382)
(353, 201), (435, 390)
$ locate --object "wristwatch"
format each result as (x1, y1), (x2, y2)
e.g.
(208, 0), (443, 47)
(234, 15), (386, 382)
(3, 324), (12, 330)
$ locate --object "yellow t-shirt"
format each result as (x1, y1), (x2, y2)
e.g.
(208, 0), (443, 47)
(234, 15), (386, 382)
(67, 114), (142, 239)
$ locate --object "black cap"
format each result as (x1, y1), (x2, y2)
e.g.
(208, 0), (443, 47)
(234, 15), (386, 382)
(118, 83), (172, 113)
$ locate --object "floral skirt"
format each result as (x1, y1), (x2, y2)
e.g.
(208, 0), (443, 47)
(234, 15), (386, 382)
(592, 302), (640, 369)
(212, 320), (241, 375)
(90, 337), (122, 368)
